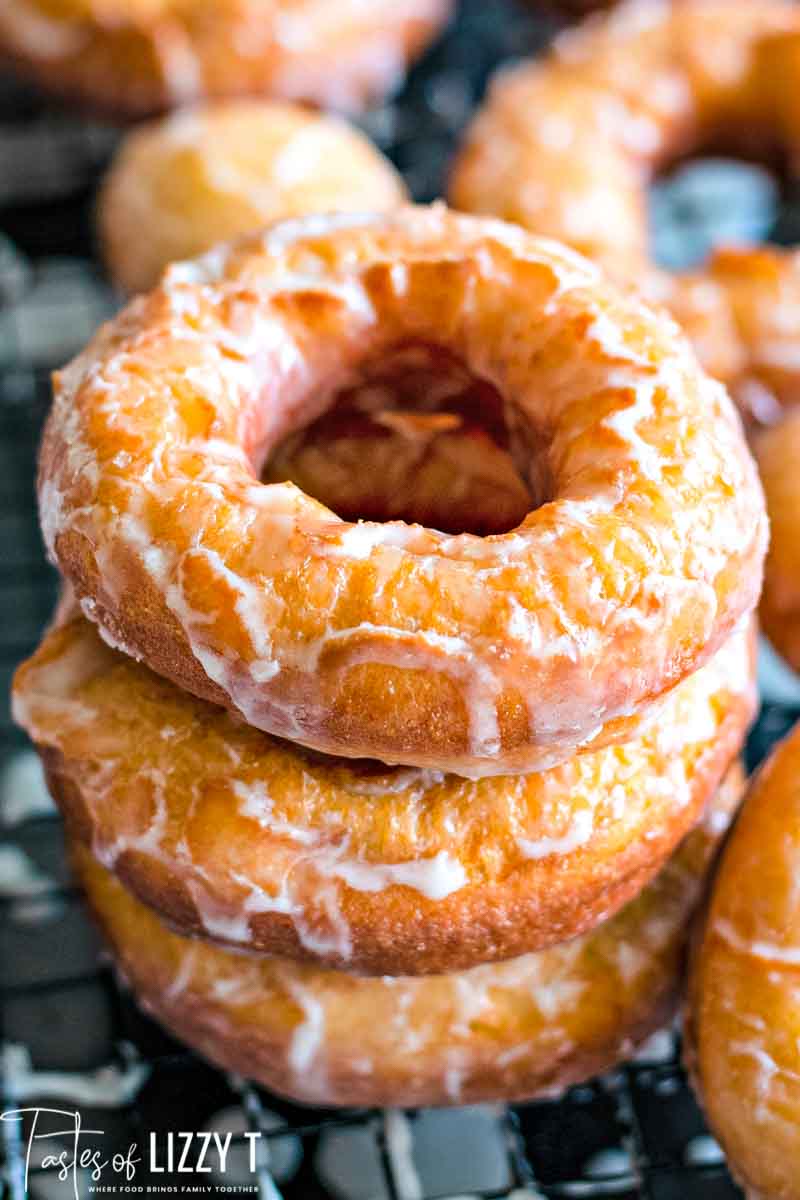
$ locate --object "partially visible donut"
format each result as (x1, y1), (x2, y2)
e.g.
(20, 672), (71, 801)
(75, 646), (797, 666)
(753, 410), (800, 672)
(656, 247), (800, 428)
(14, 614), (755, 975)
(98, 101), (407, 295)
(687, 724), (800, 1200)
(75, 765), (744, 1109)
(0, 0), (451, 119)
(450, 2), (800, 424)
(39, 206), (767, 776)
(450, 0), (800, 274)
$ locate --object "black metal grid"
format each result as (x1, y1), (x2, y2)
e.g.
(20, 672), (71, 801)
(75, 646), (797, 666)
(0, 2), (798, 1197)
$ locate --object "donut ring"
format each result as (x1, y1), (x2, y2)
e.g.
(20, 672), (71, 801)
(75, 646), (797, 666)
(450, 2), (800, 423)
(687, 725), (800, 1199)
(0, 0), (451, 119)
(74, 766), (743, 1109)
(98, 101), (408, 296)
(14, 613), (755, 975)
(39, 206), (766, 776)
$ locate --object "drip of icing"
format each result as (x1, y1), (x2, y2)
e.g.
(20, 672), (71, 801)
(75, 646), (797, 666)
(714, 918), (800, 966)
(518, 808), (594, 860)
(726, 1040), (791, 1123)
(320, 850), (467, 901)
(309, 623), (503, 760)
(286, 983), (325, 1076)
(233, 780), (316, 844)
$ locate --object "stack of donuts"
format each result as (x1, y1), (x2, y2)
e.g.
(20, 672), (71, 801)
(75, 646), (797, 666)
(12, 196), (767, 1108)
(6, 7), (797, 1184)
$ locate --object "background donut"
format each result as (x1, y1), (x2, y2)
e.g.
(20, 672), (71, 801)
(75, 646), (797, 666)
(687, 723), (800, 1200)
(449, 3), (800, 420)
(450, 0), (800, 274)
(0, 0), (453, 119)
(98, 101), (408, 295)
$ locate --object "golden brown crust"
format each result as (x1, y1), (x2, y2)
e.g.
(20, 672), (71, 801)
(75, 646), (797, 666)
(0, 0), (451, 119)
(74, 765), (744, 1109)
(98, 101), (408, 295)
(38, 205), (767, 776)
(14, 614), (755, 975)
(687, 724), (800, 1200)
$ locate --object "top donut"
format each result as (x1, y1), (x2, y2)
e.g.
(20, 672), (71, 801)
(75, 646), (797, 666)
(39, 205), (767, 776)
(0, 0), (451, 118)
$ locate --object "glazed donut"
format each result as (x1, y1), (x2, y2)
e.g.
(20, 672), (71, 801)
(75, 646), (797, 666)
(39, 206), (766, 776)
(450, 0), (800, 277)
(75, 765), (743, 1109)
(687, 724), (800, 1200)
(450, 3), (800, 418)
(0, 0), (451, 119)
(13, 612), (755, 975)
(98, 101), (407, 295)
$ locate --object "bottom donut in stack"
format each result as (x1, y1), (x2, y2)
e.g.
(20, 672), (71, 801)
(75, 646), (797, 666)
(70, 766), (742, 1108)
(13, 610), (754, 1106)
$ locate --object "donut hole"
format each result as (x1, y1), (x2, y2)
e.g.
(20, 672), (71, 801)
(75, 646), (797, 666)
(263, 339), (538, 536)
(649, 150), (784, 270)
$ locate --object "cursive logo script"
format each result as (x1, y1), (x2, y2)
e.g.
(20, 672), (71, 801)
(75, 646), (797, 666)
(0, 1108), (140, 1200)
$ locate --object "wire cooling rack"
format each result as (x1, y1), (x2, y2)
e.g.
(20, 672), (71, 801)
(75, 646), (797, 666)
(1, 2), (799, 1197)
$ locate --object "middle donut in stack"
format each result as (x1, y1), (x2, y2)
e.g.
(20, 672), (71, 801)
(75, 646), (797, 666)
(16, 204), (766, 1103)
